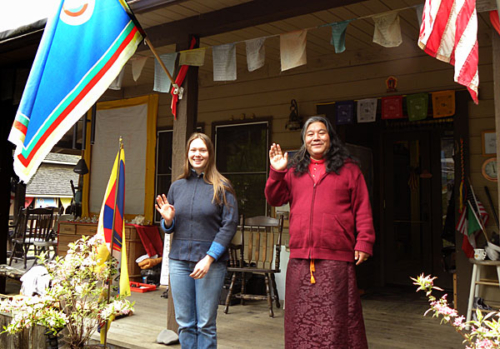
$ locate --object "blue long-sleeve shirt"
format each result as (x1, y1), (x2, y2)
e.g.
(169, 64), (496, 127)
(160, 171), (238, 262)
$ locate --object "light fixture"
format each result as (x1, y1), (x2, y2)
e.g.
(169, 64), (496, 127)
(73, 159), (89, 175)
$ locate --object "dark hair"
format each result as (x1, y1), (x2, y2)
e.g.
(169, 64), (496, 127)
(288, 116), (352, 175)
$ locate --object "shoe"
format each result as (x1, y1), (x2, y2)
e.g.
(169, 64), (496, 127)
(474, 297), (494, 311)
(472, 297), (494, 321)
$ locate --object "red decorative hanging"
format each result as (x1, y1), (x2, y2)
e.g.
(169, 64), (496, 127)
(381, 95), (404, 119)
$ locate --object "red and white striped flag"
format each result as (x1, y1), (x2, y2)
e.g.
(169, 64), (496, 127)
(418, 0), (479, 104)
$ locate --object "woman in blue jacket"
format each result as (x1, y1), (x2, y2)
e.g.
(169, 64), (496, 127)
(156, 133), (238, 349)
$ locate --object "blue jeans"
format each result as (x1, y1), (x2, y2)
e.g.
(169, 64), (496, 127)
(169, 259), (227, 349)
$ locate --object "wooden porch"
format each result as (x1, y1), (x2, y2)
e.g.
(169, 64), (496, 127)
(95, 286), (464, 349)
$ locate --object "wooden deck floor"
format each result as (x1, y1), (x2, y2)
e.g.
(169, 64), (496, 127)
(97, 286), (464, 349)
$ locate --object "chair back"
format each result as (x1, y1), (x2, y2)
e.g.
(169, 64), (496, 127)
(27, 208), (55, 242)
(11, 208), (29, 241)
(240, 215), (284, 271)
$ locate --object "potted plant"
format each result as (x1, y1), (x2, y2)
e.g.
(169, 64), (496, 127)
(0, 236), (134, 349)
(412, 274), (500, 348)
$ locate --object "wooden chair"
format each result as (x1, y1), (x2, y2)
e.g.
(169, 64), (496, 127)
(32, 207), (58, 262)
(9, 208), (30, 268)
(9, 207), (55, 268)
(224, 215), (284, 317)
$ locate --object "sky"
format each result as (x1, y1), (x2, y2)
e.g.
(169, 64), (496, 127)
(0, 0), (60, 32)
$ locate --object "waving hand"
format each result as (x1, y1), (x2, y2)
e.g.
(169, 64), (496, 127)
(269, 143), (288, 171)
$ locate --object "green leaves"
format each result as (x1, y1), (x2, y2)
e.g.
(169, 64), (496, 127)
(0, 237), (134, 347)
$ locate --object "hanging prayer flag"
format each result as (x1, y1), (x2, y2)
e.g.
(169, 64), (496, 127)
(179, 47), (206, 66)
(8, 0), (143, 183)
(418, 0), (479, 104)
(213, 43), (237, 81)
(432, 90), (455, 118)
(327, 20), (352, 54)
(381, 96), (403, 119)
(335, 101), (355, 125)
(108, 68), (125, 91)
(357, 98), (378, 123)
(95, 145), (130, 297)
(153, 52), (178, 93)
(372, 11), (402, 48)
(280, 30), (307, 71)
(406, 93), (428, 121)
(246, 37), (266, 72)
(132, 56), (148, 82)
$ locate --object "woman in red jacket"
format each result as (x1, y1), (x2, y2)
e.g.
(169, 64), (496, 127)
(265, 116), (375, 349)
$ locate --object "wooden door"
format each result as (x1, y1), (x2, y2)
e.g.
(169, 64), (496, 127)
(383, 130), (454, 289)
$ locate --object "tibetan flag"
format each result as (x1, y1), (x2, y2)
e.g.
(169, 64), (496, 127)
(418, 0), (479, 104)
(96, 147), (130, 298)
(9, 0), (143, 183)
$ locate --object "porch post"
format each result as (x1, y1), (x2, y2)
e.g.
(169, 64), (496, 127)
(167, 35), (199, 332)
(493, 29), (500, 221)
(0, 69), (16, 293)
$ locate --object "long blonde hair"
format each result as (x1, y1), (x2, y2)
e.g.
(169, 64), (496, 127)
(179, 133), (236, 206)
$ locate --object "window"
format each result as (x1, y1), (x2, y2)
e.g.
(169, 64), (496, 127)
(155, 130), (173, 223)
(214, 120), (270, 218)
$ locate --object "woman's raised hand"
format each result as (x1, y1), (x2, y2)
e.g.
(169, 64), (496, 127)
(269, 143), (288, 171)
(155, 194), (175, 226)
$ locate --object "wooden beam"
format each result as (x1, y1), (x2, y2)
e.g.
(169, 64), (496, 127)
(140, 0), (366, 50)
(128, 0), (189, 14)
(0, 93), (16, 293)
(477, 0), (497, 12)
(493, 28), (500, 235)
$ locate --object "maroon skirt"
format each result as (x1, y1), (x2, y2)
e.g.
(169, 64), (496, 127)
(285, 259), (368, 349)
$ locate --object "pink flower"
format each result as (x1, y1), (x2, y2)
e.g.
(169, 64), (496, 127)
(453, 316), (466, 330)
(474, 339), (495, 349)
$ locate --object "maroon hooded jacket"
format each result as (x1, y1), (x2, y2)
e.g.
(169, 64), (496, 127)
(265, 162), (375, 262)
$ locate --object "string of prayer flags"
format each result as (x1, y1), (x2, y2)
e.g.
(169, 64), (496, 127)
(407, 93), (428, 121)
(335, 101), (355, 125)
(280, 30), (307, 71)
(132, 56), (148, 82)
(153, 52), (178, 93)
(179, 47), (206, 66)
(381, 95), (404, 119)
(213, 43), (237, 81)
(372, 11), (402, 48)
(432, 90), (455, 118)
(108, 68), (125, 90)
(327, 20), (353, 54)
(246, 37), (266, 72)
(357, 98), (378, 123)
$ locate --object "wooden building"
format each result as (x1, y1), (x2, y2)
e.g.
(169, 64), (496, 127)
(2, 0), (500, 330)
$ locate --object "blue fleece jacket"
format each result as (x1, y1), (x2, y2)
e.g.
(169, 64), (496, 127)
(160, 171), (238, 262)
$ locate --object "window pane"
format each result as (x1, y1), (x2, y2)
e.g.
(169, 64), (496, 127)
(225, 174), (267, 218)
(216, 123), (268, 173)
(157, 131), (172, 175)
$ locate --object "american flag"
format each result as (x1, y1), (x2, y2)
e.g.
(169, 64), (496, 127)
(418, 0), (479, 104)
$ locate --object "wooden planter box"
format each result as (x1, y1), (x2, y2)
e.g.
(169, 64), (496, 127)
(0, 311), (48, 349)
